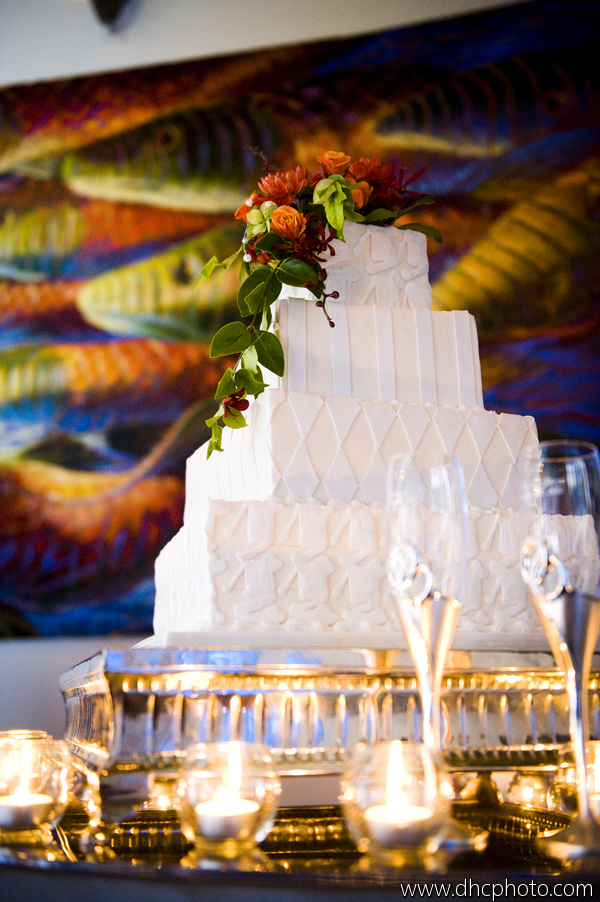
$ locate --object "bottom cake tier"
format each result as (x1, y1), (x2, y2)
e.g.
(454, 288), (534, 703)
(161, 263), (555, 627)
(154, 497), (550, 649)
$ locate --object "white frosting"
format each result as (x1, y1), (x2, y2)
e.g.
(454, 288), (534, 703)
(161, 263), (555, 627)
(284, 222), (432, 308)
(155, 499), (599, 648)
(184, 390), (538, 516)
(275, 303), (483, 407)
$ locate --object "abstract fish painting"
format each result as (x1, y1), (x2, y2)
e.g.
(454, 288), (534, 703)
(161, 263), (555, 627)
(0, 0), (599, 637)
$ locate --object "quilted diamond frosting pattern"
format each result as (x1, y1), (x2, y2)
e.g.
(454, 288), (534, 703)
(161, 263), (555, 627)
(465, 409), (498, 457)
(399, 405), (431, 452)
(193, 391), (536, 510)
(467, 461), (501, 510)
(363, 401), (398, 447)
(287, 391), (325, 439)
(282, 442), (321, 499)
(326, 396), (361, 444)
(432, 407), (468, 453)
(323, 447), (359, 501)
(497, 413), (529, 464)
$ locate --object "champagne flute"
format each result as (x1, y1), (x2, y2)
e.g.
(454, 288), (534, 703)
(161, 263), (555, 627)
(386, 454), (467, 752)
(386, 455), (487, 854)
(521, 440), (600, 861)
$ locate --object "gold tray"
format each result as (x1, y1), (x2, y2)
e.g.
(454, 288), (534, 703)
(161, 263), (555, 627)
(56, 803), (571, 873)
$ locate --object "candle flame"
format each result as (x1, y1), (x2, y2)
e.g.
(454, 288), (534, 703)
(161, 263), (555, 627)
(386, 741), (408, 809)
(212, 745), (243, 806)
(12, 785), (31, 803)
(522, 784), (534, 804)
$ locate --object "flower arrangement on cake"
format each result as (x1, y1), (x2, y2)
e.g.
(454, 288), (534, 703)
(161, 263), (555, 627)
(200, 150), (441, 457)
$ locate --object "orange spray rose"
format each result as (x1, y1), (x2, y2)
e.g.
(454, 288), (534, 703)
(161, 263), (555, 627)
(270, 206), (307, 240)
(317, 151), (352, 175)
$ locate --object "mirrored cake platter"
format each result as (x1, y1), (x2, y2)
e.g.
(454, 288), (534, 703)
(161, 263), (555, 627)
(58, 638), (600, 823)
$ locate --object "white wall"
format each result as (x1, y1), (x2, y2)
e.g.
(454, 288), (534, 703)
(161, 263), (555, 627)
(0, 0), (529, 87)
(0, 636), (148, 737)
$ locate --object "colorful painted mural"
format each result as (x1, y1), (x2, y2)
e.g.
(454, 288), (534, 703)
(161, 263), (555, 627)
(1, 0), (599, 637)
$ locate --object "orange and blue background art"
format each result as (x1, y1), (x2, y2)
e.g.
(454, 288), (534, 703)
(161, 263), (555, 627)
(1, 0), (599, 638)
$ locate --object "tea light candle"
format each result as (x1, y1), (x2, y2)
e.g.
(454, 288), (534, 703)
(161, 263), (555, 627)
(193, 745), (261, 843)
(0, 786), (54, 831)
(365, 801), (434, 847)
(195, 787), (260, 842)
(364, 740), (435, 849)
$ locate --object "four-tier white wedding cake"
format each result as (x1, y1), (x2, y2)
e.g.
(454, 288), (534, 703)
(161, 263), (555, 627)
(152, 221), (548, 650)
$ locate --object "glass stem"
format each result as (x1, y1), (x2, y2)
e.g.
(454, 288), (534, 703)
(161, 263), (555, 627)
(569, 660), (592, 822)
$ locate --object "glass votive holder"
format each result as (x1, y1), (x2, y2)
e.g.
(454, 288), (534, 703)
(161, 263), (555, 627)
(0, 735), (72, 845)
(340, 741), (450, 866)
(506, 772), (550, 809)
(177, 742), (281, 856)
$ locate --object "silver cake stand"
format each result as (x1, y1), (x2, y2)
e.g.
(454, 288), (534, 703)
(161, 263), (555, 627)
(58, 639), (599, 828)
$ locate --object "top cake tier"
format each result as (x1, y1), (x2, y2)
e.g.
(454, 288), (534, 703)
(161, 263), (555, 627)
(285, 221), (433, 309)
(272, 222), (483, 407)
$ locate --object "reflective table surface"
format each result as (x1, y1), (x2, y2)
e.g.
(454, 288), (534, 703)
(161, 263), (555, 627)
(2, 804), (600, 902)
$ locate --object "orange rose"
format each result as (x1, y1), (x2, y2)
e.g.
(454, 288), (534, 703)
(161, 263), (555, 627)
(270, 206), (307, 240)
(317, 151), (352, 175)
(351, 180), (373, 209)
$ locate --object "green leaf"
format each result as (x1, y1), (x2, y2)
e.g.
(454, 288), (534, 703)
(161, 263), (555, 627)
(240, 344), (259, 372)
(253, 329), (285, 377)
(223, 407), (247, 429)
(248, 275), (281, 312)
(206, 403), (225, 428)
(396, 193), (435, 217)
(261, 306), (272, 330)
(199, 255), (221, 281)
(254, 232), (289, 256)
(277, 258), (320, 288)
(325, 190), (349, 232)
(398, 222), (443, 244)
(363, 208), (397, 224)
(342, 206), (365, 224)
(198, 246), (242, 284)
(313, 176), (355, 235)
(235, 367), (268, 396)
(312, 174), (346, 202)
(252, 364), (268, 397)
(222, 246), (243, 270)
(237, 268), (268, 316)
(214, 367), (238, 399)
(209, 322), (251, 357)
(206, 423), (224, 458)
(238, 268), (281, 315)
(312, 182), (337, 206)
